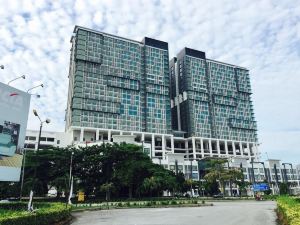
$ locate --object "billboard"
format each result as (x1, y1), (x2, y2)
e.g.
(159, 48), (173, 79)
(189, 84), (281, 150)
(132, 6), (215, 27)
(0, 82), (31, 181)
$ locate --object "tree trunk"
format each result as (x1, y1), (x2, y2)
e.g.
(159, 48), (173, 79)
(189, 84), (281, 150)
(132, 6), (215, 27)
(106, 189), (110, 201)
(128, 185), (133, 199)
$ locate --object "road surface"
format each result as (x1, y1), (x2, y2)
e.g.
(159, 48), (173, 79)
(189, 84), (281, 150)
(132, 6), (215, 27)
(71, 201), (277, 225)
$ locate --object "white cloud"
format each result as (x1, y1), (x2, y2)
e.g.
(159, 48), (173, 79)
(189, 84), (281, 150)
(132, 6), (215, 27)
(0, 0), (300, 163)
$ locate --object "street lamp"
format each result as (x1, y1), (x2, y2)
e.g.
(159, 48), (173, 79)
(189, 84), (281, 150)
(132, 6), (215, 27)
(7, 75), (26, 85)
(27, 84), (43, 93)
(28, 109), (50, 211)
(30, 93), (41, 98)
(0, 65), (4, 69)
(282, 163), (293, 195)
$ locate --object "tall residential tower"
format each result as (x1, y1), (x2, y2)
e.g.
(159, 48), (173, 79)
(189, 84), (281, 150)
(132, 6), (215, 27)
(66, 26), (258, 160)
(66, 26), (171, 145)
(170, 48), (258, 158)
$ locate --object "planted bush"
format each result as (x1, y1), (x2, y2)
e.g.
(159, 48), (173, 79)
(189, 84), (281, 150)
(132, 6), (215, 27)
(277, 196), (300, 225)
(0, 202), (70, 225)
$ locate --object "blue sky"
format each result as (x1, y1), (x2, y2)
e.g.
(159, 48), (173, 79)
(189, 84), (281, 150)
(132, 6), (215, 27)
(0, 0), (299, 163)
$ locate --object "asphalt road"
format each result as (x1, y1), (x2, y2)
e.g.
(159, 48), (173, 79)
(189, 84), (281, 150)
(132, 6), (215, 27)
(71, 201), (277, 225)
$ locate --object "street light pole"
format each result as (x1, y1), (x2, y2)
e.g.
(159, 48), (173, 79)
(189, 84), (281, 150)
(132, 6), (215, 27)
(20, 147), (27, 201)
(28, 109), (50, 211)
(27, 84), (43, 93)
(7, 75), (26, 85)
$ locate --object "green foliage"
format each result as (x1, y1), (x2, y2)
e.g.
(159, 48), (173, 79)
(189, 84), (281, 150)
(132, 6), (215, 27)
(277, 196), (300, 225)
(279, 183), (289, 195)
(1, 143), (180, 200)
(0, 202), (70, 225)
(203, 159), (243, 196)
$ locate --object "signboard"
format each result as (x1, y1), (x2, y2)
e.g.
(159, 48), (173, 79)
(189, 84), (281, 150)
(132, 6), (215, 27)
(0, 82), (31, 181)
(252, 183), (269, 192)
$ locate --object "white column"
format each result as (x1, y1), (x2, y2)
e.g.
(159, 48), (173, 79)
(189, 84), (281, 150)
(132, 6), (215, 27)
(108, 130), (111, 142)
(247, 143), (251, 158)
(217, 140), (221, 157)
(232, 141), (236, 157)
(225, 140), (229, 156)
(171, 135), (174, 153)
(141, 133), (145, 142)
(151, 134), (155, 158)
(185, 140), (189, 158)
(240, 142), (243, 156)
(80, 128), (84, 142)
(200, 138), (204, 158)
(96, 129), (99, 141)
(120, 130), (123, 135)
(209, 139), (213, 156)
(162, 135), (166, 159)
(192, 137), (196, 159)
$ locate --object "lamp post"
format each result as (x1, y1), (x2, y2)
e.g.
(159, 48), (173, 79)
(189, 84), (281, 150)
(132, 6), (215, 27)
(28, 109), (50, 211)
(27, 84), (43, 93)
(7, 75), (26, 85)
(282, 163), (293, 195)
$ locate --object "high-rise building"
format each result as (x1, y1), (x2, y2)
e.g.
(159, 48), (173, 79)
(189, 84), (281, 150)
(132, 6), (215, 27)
(65, 26), (258, 161)
(170, 48), (258, 158)
(66, 26), (172, 143)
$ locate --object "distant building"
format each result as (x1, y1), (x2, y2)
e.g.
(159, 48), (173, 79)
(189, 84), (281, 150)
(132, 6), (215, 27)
(24, 130), (71, 150)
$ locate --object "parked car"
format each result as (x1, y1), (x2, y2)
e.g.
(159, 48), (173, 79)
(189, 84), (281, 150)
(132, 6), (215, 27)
(213, 193), (224, 198)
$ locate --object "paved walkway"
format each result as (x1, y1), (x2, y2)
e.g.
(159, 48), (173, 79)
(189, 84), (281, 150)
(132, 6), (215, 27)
(71, 201), (277, 225)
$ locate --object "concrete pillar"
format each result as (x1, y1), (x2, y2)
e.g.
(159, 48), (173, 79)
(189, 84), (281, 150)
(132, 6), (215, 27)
(96, 129), (99, 141)
(217, 140), (221, 157)
(162, 135), (166, 159)
(80, 128), (84, 142)
(209, 139), (213, 156)
(151, 134), (155, 158)
(120, 130), (123, 135)
(240, 142), (243, 156)
(108, 130), (111, 142)
(247, 143), (251, 158)
(225, 140), (229, 156)
(141, 133), (145, 142)
(185, 140), (189, 158)
(192, 137), (196, 159)
(232, 141), (236, 157)
(200, 138), (204, 158)
(171, 135), (174, 153)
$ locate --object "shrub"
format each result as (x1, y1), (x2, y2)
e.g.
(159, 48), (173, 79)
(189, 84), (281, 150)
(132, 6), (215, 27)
(277, 196), (300, 225)
(0, 202), (70, 225)
(171, 200), (177, 205)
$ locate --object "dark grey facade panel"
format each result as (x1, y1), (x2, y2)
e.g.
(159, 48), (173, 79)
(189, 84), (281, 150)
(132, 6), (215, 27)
(185, 47), (206, 59)
(142, 37), (168, 50)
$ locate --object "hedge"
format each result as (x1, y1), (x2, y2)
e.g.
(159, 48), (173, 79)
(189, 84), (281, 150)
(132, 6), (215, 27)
(0, 202), (70, 225)
(277, 196), (300, 225)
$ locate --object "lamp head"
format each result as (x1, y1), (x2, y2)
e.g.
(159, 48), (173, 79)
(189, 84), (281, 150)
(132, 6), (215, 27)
(21, 75), (26, 79)
(0, 65), (4, 69)
(45, 118), (51, 124)
(41, 84), (44, 88)
(33, 109), (38, 117)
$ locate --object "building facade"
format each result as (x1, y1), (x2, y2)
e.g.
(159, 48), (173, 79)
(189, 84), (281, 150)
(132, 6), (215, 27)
(66, 26), (171, 137)
(24, 130), (71, 150)
(170, 48), (258, 160)
(63, 26), (259, 161)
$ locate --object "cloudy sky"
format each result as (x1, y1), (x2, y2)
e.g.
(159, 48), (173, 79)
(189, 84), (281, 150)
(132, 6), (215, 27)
(0, 0), (299, 163)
